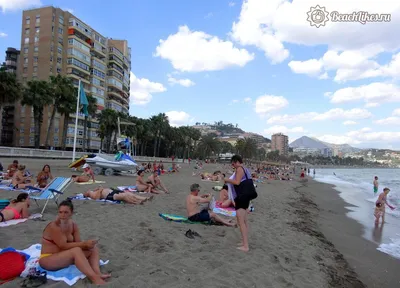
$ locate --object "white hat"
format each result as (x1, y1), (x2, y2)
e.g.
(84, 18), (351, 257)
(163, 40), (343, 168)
(82, 163), (90, 169)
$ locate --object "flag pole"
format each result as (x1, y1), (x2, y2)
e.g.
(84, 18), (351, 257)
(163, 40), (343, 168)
(72, 79), (81, 162)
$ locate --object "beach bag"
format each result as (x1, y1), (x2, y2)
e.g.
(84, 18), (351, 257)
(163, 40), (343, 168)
(237, 167), (258, 200)
(0, 251), (26, 284)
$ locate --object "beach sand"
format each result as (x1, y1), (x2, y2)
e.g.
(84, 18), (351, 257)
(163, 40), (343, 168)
(0, 158), (398, 287)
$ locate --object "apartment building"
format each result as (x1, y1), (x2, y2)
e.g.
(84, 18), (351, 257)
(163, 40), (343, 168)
(16, 6), (131, 150)
(2, 47), (20, 73)
(271, 133), (289, 156)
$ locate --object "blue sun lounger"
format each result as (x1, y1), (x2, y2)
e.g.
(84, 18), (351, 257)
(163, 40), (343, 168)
(30, 177), (72, 215)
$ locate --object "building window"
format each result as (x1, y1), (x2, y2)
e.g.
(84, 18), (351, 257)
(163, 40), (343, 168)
(54, 128), (59, 133)
(34, 36), (39, 43)
(58, 36), (63, 45)
(20, 128), (25, 134)
(24, 57), (28, 64)
(33, 57), (38, 63)
(26, 17), (30, 25)
(19, 138), (24, 145)
(52, 14), (55, 22)
(23, 47), (28, 54)
(50, 66), (53, 72)
(25, 28), (30, 35)
(58, 27), (63, 34)
(59, 16), (64, 25)
(23, 67), (27, 73)
(50, 45), (54, 51)
(32, 76), (38, 80)
(35, 27), (40, 34)
(30, 127), (35, 133)
(57, 57), (62, 64)
(33, 66), (38, 72)
(52, 26), (54, 32)
(50, 56), (53, 62)
(20, 117), (25, 123)
(57, 67), (61, 74)
(35, 15), (40, 23)
(24, 37), (29, 44)
(57, 46), (62, 54)
(29, 137), (34, 144)
(34, 46), (38, 52)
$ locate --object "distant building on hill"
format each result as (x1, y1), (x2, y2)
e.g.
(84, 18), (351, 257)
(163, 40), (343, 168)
(271, 133), (289, 156)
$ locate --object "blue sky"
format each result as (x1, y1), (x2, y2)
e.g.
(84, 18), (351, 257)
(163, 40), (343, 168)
(0, 0), (399, 149)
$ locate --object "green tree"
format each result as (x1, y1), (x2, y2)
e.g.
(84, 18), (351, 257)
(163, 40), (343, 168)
(82, 93), (97, 151)
(150, 113), (169, 157)
(45, 75), (75, 148)
(197, 134), (220, 159)
(97, 109), (119, 153)
(22, 80), (53, 148)
(59, 86), (78, 150)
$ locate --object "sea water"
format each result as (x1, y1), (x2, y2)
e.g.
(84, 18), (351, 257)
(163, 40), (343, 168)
(313, 168), (400, 260)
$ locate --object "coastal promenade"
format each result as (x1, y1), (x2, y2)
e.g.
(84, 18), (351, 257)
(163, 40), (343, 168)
(0, 146), (181, 163)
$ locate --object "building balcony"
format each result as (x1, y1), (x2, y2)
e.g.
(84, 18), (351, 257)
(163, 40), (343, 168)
(90, 45), (107, 60)
(68, 28), (92, 46)
(67, 69), (90, 84)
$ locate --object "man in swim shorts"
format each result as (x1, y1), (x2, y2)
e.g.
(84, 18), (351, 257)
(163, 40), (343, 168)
(373, 176), (379, 194)
(83, 187), (151, 204)
(186, 183), (235, 226)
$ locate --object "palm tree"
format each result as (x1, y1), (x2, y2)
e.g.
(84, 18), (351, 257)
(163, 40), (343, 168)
(45, 75), (75, 148)
(197, 134), (220, 159)
(150, 113), (169, 157)
(0, 71), (22, 144)
(21, 80), (53, 148)
(82, 93), (97, 151)
(59, 86), (78, 150)
(97, 109), (118, 153)
(235, 138), (257, 160)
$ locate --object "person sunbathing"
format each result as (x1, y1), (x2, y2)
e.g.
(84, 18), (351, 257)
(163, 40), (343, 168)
(186, 183), (236, 226)
(72, 164), (95, 183)
(3, 160), (18, 179)
(147, 170), (168, 193)
(0, 192), (30, 222)
(36, 164), (54, 188)
(136, 170), (157, 193)
(12, 165), (32, 189)
(39, 200), (110, 285)
(83, 187), (151, 204)
(216, 184), (233, 208)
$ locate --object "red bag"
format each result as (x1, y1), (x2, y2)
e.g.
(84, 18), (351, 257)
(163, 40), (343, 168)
(0, 251), (26, 284)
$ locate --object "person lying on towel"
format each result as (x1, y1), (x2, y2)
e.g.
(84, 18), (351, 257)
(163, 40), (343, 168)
(0, 193), (30, 222)
(216, 184), (233, 208)
(83, 187), (152, 204)
(147, 170), (169, 193)
(186, 183), (235, 226)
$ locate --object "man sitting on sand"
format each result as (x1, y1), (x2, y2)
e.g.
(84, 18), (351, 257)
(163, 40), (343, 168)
(83, 186), (152, 204)
(186, 183), (235, 226)
(147, 170), (168, 193)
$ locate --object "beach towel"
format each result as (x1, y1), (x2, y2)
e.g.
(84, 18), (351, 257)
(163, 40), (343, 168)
(201, 179), (220, 183)
(75, 180), (105, 185)
(68, 194), (121, 204)
(117, 186), (137, 192)
(0, 214), (42, 227)
(0, 244), (108, 286)
(0, 184), (40, 193)
(159, 213), (211, 225)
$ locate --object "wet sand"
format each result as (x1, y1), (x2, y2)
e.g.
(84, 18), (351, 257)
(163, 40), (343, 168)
(0, 158), (398, 287)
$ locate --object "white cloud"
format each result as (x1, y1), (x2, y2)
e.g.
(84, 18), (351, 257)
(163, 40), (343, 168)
(255, 95), (288, 116)
(229, 2), (235, 7)
(374, 117), (400, 125)
(343, 120), (357, 126)
(393, 109), (400, 116)
(129, 72), (166, 107)
(167, 75), (195, 87)
(319, 129), (400, 145)
(166, 111), (191, 127)
(329, 82), (400, 106)
(62, 7), (74, 13)
(204, 12), (213, 19)
(264, 125), (305, 135)
(317, 135), (361, 145)
(0, 0), (41, 12)
(244, 97), (252, 103)
(267, 108), (372, 124)
(154, 25), (254, 72)
(0, 32), (7, 37)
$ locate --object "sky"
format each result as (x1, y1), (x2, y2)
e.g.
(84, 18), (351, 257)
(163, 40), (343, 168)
(0, 0), (399, 149)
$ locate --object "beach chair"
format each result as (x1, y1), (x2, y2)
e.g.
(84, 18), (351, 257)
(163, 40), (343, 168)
(30, 177), (72, 215)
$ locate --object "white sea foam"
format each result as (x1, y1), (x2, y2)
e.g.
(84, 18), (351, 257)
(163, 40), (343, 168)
(378, 235), (400, 260)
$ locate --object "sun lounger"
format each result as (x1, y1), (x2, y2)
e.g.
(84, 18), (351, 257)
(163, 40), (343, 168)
(30, 177), (72, 215)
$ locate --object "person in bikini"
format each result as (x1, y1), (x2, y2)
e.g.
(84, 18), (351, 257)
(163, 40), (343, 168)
(82, 187), (151, 204)
(374, 187), (396, 224)
(36, 164), (54, 188)
(0, 193), (30, 222)
(147, 170), (168, 193)
(39, 200), (110, 285)
(186, 183), (236, 226)
(12, 164), (33, 189)
(72, 163), (95, 183)
(3, 160), (19, 179)
(216, 184), (233, 208)
(136, 170), (158, 193)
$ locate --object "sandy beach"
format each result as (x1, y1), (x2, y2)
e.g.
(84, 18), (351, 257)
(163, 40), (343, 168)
(0, 158), (399, 287)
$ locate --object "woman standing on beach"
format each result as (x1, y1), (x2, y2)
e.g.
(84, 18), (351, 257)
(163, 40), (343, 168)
(39, 199), (110, 285)
(374, 187), (396, 224)
(224, 155), (257, 252)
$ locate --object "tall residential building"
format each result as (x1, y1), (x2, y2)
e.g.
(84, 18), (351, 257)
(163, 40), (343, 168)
(16, 6), (131, 150)
(1, 48), (20, 146)
(271, 133), (289, 156)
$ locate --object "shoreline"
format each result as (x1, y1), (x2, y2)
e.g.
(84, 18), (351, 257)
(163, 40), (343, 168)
(303, 179), (400, 287)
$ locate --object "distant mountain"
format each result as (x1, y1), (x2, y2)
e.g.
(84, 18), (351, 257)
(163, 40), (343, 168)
(311, 138), (362, 153)
(290, 136), (328, 149)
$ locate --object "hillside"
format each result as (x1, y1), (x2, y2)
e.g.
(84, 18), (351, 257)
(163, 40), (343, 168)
(312, 138), (361, 153)
(290, 136), (328, 149)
